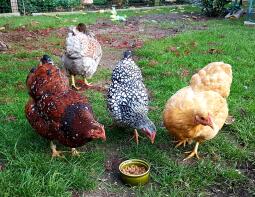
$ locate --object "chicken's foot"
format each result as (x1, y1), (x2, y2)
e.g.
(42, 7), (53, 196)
(84, 78), (93, 87)
(50, 141), (63, 158)
(183, 142), (200, 161)
(71, 148), (80, 156)
(71, 75), (81, 90)
(134, 129), (139, 145)
(175, 139), (187, 148)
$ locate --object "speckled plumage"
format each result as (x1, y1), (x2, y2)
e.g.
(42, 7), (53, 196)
(62, 27), (102, 79)
(25, 56), (105, 149)
(107, 52), (156, 140)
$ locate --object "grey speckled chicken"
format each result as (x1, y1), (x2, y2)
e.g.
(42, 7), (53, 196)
(107, 51), (156, 144)
(62, 23), (102, 90)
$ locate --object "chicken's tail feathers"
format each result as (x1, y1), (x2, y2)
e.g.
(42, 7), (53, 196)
(40, 55), (54, 65)
(190, 62), (232, 98)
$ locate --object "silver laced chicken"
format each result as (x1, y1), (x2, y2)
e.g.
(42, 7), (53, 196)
(107, 50), (156, 144)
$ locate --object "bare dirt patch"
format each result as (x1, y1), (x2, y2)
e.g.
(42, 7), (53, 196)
(1, 12), (208, 70)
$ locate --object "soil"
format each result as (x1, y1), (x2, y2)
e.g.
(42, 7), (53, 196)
(0, 12), (208, 70)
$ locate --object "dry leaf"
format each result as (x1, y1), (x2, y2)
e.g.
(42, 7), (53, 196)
(6, 115), (16, 122)
(180, 69), (190, 78)
(207, 48), (223, 54)
(184, 50), (190, 55)
(225, 115), (235, 125)
(168, 46), (180, 56)
(148, 60), (158, 67)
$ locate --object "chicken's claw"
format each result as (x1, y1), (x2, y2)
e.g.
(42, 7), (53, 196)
(175, 139), (187, 148)
(71, 84), (81, 90)
(84, 78), (93, 87)
(71, 75), (81, 90)
(134, 129), (139, 145)
(71, 148), (80, 156)
(50, 141), (64, 158)
(52, 150), (63, 158)
(183, 142), (200, 161)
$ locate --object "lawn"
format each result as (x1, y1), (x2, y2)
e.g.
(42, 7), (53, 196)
(0, 5), (255, 197)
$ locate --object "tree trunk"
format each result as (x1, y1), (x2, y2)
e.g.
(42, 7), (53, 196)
(10, 0), (19, 13)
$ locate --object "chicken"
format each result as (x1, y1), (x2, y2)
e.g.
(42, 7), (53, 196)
(25, 55), (106, 157)
(163, 62), (232, 160)
(62, 23), (102, 90)
(190, 62), (232, 98)
(107, 50), (156, 144)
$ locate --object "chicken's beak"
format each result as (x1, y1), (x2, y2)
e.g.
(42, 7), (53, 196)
(207, 115), (214, 129)
(150, 132), (156, 144)
(145, 129), (156, 144)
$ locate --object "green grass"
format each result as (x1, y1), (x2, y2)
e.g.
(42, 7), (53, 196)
(0, 6), (255, 197)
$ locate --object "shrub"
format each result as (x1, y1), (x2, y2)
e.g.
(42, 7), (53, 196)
(17, 0), (81, 14)
(0, 0), (11, 13)
(201, 0), (230, 17)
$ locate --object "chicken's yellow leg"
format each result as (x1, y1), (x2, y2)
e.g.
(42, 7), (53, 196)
(84, 77), (92, 87)
(175, 139), (187, 148)
(183, 142), (200, 161)
(71, 148), (80, 156)
(71, 75), (81, 90)
(134, 129), (139, 145)
(50, 141), (63, 158)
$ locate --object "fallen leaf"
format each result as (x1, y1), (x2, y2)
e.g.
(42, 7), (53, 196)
(148, 60), (158, 67)
(6, 115), (16, 122)
(190, 41), (197, 48)
(148, 106), (159, 111)
(184, 50), (190, 56)
(167, 46), (180, 56)
(207, 48), (223, 54)
(225, 115), (235, 125)
(180, 69), (190, 78)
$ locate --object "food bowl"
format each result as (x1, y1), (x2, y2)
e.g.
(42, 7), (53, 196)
(119, 159), (150, 186)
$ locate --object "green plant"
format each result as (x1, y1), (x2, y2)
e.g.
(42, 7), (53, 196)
(0, 0), (11, 13)
(201, 0), (231, 17)
(17, 0), (81, 14)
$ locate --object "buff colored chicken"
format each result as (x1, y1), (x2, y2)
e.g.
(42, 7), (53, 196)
(163, 62), (232, 160)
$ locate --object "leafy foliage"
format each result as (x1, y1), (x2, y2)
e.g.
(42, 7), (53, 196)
(0, 0), (11, 13)
(201, 0), (230, 17)
(17, 0), (81, 14)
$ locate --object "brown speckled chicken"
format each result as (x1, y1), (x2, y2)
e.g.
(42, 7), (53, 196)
(163, 62), (232, 160)
(25, 55), (106, 157)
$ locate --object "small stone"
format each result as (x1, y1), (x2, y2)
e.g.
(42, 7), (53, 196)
(0, 41), (8, 51)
